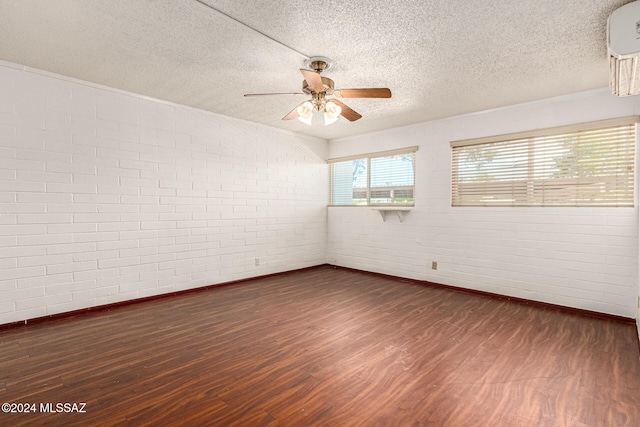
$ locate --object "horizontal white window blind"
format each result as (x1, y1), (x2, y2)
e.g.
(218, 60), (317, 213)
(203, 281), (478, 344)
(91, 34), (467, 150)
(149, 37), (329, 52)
(329, 147), (417, 206)
(451, 117), (638, 207)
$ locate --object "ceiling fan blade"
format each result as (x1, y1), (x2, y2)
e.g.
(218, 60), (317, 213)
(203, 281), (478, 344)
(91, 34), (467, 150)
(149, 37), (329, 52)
(332, 100), (362, 122)
(282, 103), (303, 120)
(334, 88), (392, 98)
(300, 69), (324, 92)
(244, 92), (305, 97)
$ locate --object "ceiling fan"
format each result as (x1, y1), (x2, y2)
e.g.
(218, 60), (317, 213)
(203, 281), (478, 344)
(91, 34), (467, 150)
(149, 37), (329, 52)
(244, 57), (392, 125)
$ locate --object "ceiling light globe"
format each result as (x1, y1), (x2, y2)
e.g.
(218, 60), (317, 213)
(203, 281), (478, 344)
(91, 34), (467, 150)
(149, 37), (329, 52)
(297, 101), (314, 125)
(324, 101), (342, 125)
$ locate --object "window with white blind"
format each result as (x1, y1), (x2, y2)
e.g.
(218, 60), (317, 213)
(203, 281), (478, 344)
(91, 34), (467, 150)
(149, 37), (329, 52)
(451, 117), (637, 207)
(328, 147), (417, 206)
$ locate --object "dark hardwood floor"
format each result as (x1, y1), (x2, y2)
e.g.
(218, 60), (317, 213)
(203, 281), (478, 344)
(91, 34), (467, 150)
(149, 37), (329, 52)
(1, 266), (639, 426)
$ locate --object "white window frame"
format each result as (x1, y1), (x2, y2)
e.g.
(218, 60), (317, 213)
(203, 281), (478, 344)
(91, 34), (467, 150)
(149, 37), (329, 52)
(328, 146), (418, 207)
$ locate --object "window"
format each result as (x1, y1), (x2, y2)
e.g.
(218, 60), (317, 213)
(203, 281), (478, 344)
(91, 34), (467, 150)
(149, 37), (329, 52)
(451, 117), (637, 207)
(329, 147), (417, 206)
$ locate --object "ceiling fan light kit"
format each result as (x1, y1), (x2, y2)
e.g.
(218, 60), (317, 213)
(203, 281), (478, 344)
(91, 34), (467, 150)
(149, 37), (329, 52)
(245, 56), (391, 126)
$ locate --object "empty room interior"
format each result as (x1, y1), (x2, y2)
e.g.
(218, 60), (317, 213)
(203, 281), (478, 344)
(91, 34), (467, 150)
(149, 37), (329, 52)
(2, 0), (640, 425)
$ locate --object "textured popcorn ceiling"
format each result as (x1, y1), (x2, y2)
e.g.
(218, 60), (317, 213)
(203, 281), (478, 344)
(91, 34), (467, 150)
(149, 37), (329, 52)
(0, 0), (633, 140)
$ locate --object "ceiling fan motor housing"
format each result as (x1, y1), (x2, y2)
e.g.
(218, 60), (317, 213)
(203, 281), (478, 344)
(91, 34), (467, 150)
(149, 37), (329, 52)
(302, 76), (335, 95)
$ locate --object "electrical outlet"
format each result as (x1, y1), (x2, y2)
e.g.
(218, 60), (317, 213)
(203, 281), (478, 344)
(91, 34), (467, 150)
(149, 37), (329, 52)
(255, 257), (260, 266)
(431, 261), (438, 270)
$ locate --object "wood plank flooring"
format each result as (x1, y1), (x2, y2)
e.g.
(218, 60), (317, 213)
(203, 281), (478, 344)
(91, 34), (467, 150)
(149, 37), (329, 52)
(1, 266), (639, 426)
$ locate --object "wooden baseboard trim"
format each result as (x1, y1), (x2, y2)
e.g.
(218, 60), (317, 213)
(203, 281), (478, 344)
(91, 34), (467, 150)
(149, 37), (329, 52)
(328, 265), (637, 325)
(0, 264), (330, 331)
(1, 263), (635, 331)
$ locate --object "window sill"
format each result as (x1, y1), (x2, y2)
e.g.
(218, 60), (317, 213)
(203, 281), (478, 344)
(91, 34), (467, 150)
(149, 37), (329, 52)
(371, 207), (412, 222)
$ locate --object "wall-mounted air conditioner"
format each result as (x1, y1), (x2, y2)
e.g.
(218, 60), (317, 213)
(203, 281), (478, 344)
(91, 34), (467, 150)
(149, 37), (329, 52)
(608, 1), (640, 96)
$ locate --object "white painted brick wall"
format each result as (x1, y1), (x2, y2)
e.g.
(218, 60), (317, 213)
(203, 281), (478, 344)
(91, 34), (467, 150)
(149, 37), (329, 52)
(0, 63), (328, 325)
(2, 61), (638, 324)
(328, 89), (640, 318)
